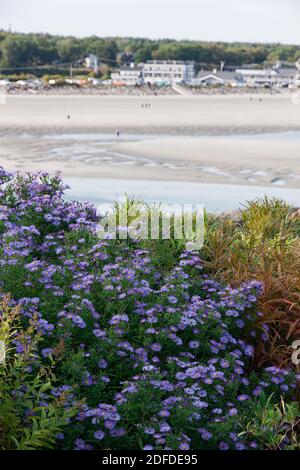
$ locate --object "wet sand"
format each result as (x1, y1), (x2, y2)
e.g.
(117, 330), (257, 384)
(0, 94), (300, 187)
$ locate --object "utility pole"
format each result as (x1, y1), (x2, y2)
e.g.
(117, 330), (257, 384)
(70, 63), (73, 79)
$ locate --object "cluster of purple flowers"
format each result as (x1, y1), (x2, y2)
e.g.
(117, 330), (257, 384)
(0, 169), (297, 450)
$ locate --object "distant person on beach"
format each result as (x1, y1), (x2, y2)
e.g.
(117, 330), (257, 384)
(116, 130), (120, 138)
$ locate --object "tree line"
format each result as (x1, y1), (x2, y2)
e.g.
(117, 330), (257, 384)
(0, 31), (299, 70)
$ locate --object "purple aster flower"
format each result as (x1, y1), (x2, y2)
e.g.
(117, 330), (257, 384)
(41, 348), (53, 358)
(94, 430), (105, 440)
(160, 423), (171, 433)
(253, 386), (262, 396)
(98, 359), (108, 369)
(93, 329), (106, 338)
(150, 343), (162, 352)
(159, 409), (171, 418)
(237, 394), (250, 402)
(111, 428), (126, 437)
(228, 408), (238, 416)
(235, 442), (246, 450)
(144, 427), (155, 435)
(212, 408), (223, 415)
(219, 442), (229, 450)
(168, 296), (178, 304)
(198, 428), (212, 440)
(179, 442), (190, 450)
(104, 420), (116, 430)
(236, 320), (245, 328)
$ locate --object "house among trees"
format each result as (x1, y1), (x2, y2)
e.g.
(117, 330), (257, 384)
(85, 54), (98, 72)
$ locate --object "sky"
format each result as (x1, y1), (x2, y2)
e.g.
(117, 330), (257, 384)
(0, 0), (299, 44)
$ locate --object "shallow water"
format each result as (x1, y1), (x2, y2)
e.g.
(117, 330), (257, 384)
(227, 131), (300, 142)
(52, 130), (300, 211)
(22, 130), (300, 142)
(9, 130), (300, 184)
(2, 129), (300, 210)
(64, 177), (300, 213)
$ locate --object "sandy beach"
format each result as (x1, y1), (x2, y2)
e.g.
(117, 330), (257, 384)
(2, 93), (300, 130)
(0, 94), (300, 187)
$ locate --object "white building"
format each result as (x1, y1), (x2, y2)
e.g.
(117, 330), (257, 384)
(236, 68), (296, 87)
(143, 60), (195, 85)
(85, 54), (98, 72)
(278, 68), (298, 87)
(194, 66), (297, 88)
(288, 61), (300, 88)
(195, 70), (244, 87)
(236, 69), (277, 87)
(111, 63), (143, 86)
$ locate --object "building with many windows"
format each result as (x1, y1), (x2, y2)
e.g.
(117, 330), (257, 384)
(143, 60), (195, 85)
(235, 68), (297, 87)
(111, 63), (143, 86)
(194, 67), (297, 88)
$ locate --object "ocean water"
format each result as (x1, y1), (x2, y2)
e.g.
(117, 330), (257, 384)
(64, 177), (300, 213)
(36, 130), (300, 141)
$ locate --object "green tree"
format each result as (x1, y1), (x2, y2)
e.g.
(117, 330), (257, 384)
(57, 38), (80, 62)
(0, 36), (38, 67)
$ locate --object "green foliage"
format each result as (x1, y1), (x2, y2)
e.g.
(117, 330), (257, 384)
(241, 394), (300, 450)
(0, 297), (79, 450)
(0, 169), (299, 450)
(0, 31), (299, 70)
(57, 38), (81, 62)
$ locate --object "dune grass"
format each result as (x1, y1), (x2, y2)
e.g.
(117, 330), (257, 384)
(202, 198), (300, 368)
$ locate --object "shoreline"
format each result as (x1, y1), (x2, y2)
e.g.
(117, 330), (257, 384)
(1, 141), (299, 189)
(1, 157), (297, 188)
(2, 124), (300, 135)
(0, 94), (300, 189)
(3, 90), (288, 97)
(3, 87), (286, 98)
(64, 176), (300, 213)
